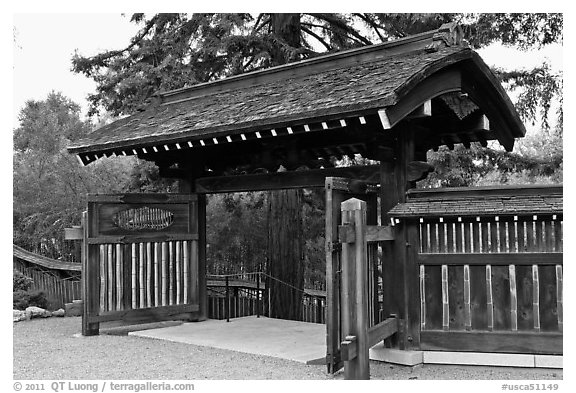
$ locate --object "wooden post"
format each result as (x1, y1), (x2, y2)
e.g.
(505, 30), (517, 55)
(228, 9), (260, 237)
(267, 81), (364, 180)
(256, 272), (261, 318)
(82, 211), (99, 336)
(225, 276), (230, 322)
(341, 198), (370, 380)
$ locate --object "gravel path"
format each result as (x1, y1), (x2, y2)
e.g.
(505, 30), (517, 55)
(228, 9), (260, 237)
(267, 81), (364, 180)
(14, 317), (562, 380)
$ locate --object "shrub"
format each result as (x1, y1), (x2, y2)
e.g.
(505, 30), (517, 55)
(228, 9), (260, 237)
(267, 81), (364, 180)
(13, 290), (49, 310)
(13, 270), (33, 292)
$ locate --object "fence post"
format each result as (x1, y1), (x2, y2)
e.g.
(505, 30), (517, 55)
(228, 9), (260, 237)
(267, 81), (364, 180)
(256, 272), (261, 318)
(341, 198), (369, 380)
(225, 276), (230, 322)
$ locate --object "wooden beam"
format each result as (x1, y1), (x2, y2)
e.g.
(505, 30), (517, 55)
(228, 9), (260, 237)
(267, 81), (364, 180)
(385, 68), (462, 130)
(339, 225), (395, 243)
(367, 317), (398, 348)
(406, 100), (432, 119)
(64, 226), (83, 240)
(195, 165), (381, 194)
(420, 330), (562, 355)
(417, 252), (563, 266)
(341, 335), (358, 361)
(378, 108), (392, 129)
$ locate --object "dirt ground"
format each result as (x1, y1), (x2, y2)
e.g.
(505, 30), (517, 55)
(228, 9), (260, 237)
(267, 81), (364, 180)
(13, 317), (562, 380)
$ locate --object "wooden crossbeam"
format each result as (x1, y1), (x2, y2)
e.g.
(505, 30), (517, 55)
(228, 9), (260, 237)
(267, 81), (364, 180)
(341, 317), (398, 361)
(367, 317), (399, 348)
(341, 335), (358, 361)
(338, 225), (395, 243)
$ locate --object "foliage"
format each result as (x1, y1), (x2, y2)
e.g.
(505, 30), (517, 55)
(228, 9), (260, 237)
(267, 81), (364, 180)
(13, 290), (49, 310)
(12, 92), (149, 260)
(206, 192), (268, 275)
(13, 270), (33, 292)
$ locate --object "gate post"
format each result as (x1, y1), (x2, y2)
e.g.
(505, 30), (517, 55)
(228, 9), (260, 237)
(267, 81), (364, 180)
(81, 211), (99, 336)
(341, 198), (369, 380)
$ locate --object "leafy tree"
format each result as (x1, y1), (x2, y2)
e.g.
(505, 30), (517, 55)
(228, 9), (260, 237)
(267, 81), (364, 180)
(13, 92), (139, 260)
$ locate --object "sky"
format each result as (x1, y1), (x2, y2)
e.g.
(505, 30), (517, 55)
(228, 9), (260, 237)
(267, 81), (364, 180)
(11, 13), (563, 129)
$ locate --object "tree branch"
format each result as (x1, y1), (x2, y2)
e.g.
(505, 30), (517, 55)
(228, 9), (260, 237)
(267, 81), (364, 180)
(300, 26), (332, 51)
(308, 13), (373, 45)
(354, 13), (385, 42)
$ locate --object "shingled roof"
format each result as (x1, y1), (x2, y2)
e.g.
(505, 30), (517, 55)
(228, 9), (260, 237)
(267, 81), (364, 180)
(388, 185), (563, 218)
(68, 24), (525, 166)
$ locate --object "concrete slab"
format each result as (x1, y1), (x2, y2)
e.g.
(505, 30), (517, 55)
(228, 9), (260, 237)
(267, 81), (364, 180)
(535, 355), (563, 369)
(129, 316), (326, 364)
(423, 351), (535, 368)
(369, 347), (423, 366)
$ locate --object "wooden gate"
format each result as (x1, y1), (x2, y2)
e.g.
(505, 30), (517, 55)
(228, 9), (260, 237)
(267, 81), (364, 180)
(325, 177), (379, 373)
(82, 194), (202, 335)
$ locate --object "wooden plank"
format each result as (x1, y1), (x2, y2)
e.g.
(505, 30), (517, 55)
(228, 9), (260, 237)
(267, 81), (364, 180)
(509, 265), (518, 331)
(421, 222), (430, 253)
(367, 317), (398, 348)
(544, 220), (554, 252)
(418, 252), (563, 265)
(176, 241), (181, 304)
(553, 219), (562, 252)
(517, 220), (526, 252)
(490, 220), (499, 253)
(491, 265), (511, 330)
(183, 240), (189, 303)
(448, 265), (465, 330)
(446, 221), (455, 253)
(64, 226), (83, 240)
(116, 244), (123, 311)
(88, 303), (200, 324)
(469, 265), (487, 330)
(154, 242), (160, 307)
(441, 265), (449, 330)
(464, 221), (472, 253)
(535, 218), (543, 252)
(532, 265), (540, 331)
(556, 265), (563, 332)
(107, 245), (114, 311)
(438, 221), (446, 253)
(508, 220), (518, 253)
(161, 242), (168, 306)
(526, 220), (535, 251)
(100, 245), (106, 313)
(537, 265), (558, 332)
(430, 223), (438, 253)
(338, 225), (394, 243)
(424, 265), (442, 330)
(341, 336), (358, 362)
(139, 243), (145, 309)
(88, 233), (198, 245)
(420, 330), (562, 354)
(406, 185), (562, 200)
(463, 265), (471, 330)
(498, 220), (508, 253)
(455, 221), (463, 253)
(420, 265), (426, 330)
(131, 243), (137, 309)
(515, 265), (533, 331)
(146, 242), (152, 308)
(480, 221), (489, 254)
(196, 165), (381, 194)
